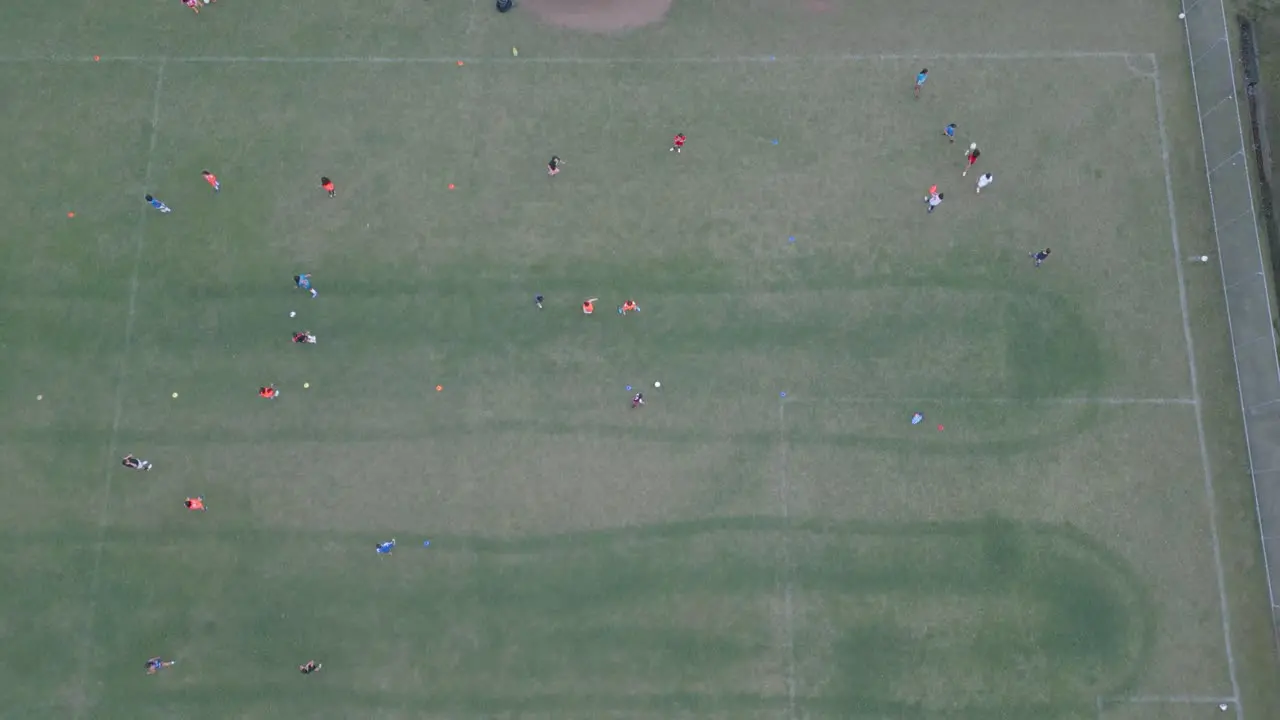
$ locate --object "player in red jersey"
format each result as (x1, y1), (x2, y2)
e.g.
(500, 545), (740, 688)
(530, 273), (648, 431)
(963, 144), (981, 176)
(201, 170), (220, 193)
(670, 133), (686, 153)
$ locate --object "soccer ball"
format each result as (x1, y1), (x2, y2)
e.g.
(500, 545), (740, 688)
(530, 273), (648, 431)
(654, 381), (661, 388)
(969, 142), (977, 150)
(203, 0), (210, 4)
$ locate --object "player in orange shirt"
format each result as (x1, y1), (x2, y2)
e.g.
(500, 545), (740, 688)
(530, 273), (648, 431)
(201, 170), (220, 193)
(184, 496), (205, 511)
(670, 133), (686, 153)
(582, 298), (597, 315)
(619, 299), (638, 315)
(321, 176), (335, 197)
(259, 385), (279, 399)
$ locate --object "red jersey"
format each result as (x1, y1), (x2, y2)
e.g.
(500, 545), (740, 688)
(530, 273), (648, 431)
(672, 135), (686, 147)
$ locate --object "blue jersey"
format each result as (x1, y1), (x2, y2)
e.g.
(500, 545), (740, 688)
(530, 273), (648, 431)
(295, 275), (311, 290)
(944, 125), (956, 137)
(916, 72), (928, 86)
(375, 540), (395, 554)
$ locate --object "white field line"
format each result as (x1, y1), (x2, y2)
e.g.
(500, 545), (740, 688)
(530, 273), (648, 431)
(0, 50), (1140, 65)
(75, 59), (166, 718)
(1151, 54), (1243, 720)
(465, 0), (478, 38)
(777, 402), (797, 720)
(1097, 695), (1239, 720)
(779, 396), (1195, 406)
(1118, 695), (1237, 704)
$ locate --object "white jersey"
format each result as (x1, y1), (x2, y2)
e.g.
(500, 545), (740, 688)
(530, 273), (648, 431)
(977, 173), (994, 188)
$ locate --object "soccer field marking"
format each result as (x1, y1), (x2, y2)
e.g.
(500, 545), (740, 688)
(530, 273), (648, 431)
(780, 396), (1195, 406)
(1098, 695), (1239, 718)
(1119, 695), (1238, 704)
(0, 50), (1144, 65)
(777, 402), (797, 720)
(465, 0), (477, 37)
(1151, 56), (1244, 720)
(7, 45), (1235, 712)
(74, 59), (166, 719)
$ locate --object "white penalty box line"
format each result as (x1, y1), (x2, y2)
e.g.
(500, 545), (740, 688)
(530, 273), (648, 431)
(0, 50), (1149, 65)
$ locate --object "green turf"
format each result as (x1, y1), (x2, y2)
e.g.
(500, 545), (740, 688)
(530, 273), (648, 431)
(2, 0), (1280, 718)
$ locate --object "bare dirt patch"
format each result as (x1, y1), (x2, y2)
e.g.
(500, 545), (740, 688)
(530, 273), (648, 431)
(522, 0), (672, 33)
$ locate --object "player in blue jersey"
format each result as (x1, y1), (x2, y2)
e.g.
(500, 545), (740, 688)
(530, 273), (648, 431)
(144, 194), (172, 213)
(294, 273), (318, 298)
(375, 538), (396, 554)
(914, 68), (928, 98)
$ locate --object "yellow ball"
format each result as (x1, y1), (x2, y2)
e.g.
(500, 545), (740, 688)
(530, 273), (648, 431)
(172, 392), (179, 398)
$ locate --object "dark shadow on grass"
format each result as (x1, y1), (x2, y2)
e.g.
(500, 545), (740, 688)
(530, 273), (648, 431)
(22, 398), (1117, 458)
(40, 516), (1152, 718)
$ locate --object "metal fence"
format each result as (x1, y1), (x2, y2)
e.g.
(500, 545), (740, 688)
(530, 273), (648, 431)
(1181, 0), (1280, 649)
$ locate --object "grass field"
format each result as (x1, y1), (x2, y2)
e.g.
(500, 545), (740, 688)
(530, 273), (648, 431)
(2, 1), (1280, 719)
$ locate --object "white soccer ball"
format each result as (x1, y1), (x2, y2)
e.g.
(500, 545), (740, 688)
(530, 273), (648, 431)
(969, 142), (978, 150)
(654, 381), (661, 388)
(289, 311), (296, 317)
(203, 0), (211, 4)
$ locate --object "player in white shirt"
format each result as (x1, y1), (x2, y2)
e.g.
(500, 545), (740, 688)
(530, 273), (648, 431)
(976, 173), (994, 193)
